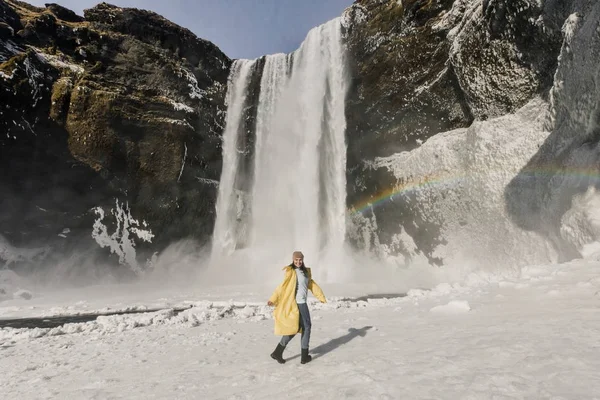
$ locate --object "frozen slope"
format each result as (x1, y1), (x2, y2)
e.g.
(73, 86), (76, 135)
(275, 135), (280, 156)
(362, 98), (556, 270)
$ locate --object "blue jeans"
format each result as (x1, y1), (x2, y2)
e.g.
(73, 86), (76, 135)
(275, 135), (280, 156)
(279, 303), (311, 350)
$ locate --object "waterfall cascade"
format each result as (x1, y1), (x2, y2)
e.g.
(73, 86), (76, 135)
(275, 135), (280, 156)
(212, 19), (349, 270)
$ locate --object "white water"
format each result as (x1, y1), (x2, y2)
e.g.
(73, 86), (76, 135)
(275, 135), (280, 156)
(212, 60), (257, 257)
(212, 19), (349, 271)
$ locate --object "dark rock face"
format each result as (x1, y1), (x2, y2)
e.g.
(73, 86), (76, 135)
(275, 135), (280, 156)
(343, 0), (569, 263)
(0, 1), (231, 272)
(450, 0), (567, 119)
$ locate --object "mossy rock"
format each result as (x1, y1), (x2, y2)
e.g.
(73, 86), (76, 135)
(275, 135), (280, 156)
(49, 76), (73, 123)
(0, 52), (27, 75)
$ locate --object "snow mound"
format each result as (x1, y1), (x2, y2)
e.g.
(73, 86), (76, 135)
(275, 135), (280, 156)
(0, 302), (275, 343)
(498, 281), (530, 289)
(429, 300), (471, 314)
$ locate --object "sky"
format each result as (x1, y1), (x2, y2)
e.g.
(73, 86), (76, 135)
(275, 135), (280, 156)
(25, 0), (353, 59)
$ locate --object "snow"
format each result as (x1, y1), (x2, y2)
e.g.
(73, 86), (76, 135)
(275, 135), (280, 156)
(562, 13), (583, 43)
(92, 200), (154, 274)
(23, 57), (44, 108)
(168, 99), (195, 113)
(1, 259), (599, 399)
(559, 187), (600, 255)
(341, 3), (368, 30)
(36, 52), (84, 75)
(429, 299), (471, 314)
(155, 117), (194, 130)
(177, 142), (187, 183)
(0, 69), (16, 80)
(178, 67), (207, 100)
(196, 177), (219, 186)
(368, 98), (555, 270)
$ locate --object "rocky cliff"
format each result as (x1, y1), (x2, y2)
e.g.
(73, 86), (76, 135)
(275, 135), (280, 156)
(0, 1), (231, 273)
(342, 0), (575, 265)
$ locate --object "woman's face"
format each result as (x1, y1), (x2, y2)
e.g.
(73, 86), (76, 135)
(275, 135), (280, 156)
(293, 257), (303, 267)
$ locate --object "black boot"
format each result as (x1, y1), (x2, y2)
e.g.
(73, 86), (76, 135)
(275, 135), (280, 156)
(300, 348), (312, 364)
(270, 344), (286, 364)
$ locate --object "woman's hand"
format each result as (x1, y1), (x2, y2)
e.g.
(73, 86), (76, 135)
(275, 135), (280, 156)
(267, 301), (274, 306)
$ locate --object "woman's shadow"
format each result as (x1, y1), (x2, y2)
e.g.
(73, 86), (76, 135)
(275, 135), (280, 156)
(287, 326), (372, 361)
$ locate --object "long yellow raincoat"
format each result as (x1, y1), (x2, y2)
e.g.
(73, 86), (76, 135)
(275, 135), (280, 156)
(268, 266), (326, 336)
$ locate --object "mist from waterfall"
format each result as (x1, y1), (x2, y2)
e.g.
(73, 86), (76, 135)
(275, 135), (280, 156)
(212, 19), (349, 273)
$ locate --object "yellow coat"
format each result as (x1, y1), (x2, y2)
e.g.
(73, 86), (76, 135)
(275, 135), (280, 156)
(268, 266), (326, 336)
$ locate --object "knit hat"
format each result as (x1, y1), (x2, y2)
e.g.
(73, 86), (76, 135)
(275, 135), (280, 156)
(292, 251), (304, 260)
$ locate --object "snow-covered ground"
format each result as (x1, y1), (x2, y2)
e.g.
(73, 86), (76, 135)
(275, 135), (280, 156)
(1, 259), (599, 399)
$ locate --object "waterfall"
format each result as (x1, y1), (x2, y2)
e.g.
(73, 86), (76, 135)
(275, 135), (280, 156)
(212, 60), (257, 256)
(212, 19), (349, 267)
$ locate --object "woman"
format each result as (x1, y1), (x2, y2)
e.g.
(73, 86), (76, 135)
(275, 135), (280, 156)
(267, 251), (326, 364)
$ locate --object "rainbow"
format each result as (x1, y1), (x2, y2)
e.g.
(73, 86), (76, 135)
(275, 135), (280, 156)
(348, 172), (463, 215)
(347, 165), (600, 215)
